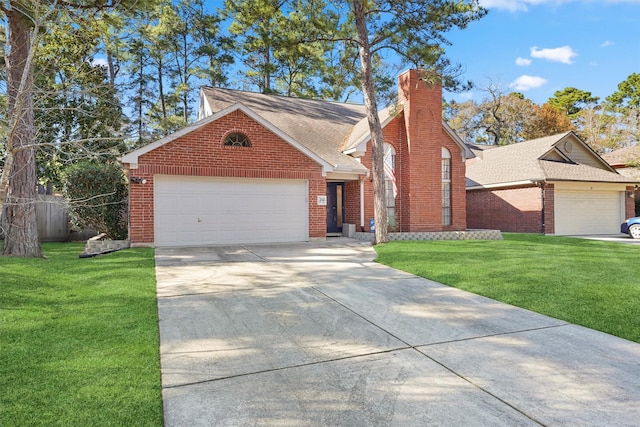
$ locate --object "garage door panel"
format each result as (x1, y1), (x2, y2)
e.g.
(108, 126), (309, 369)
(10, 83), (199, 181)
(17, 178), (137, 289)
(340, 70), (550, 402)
(555, 190), (622, 235)
(154, 176), (308, 246)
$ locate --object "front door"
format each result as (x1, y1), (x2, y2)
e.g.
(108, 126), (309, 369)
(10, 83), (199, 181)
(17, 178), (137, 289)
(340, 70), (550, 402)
(326, 182), (345, 233)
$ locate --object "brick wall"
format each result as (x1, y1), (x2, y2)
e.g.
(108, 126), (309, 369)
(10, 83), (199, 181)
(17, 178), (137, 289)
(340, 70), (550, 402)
(127, 109), (325, 244)
(349, 69), (468, 233)
(467, 186), (544, 233)
(344, 180), (362, 230)
(127, 70), (471, 244)
(626, 185), (637, 218)
(543, 184), (555, 234)
(396, 69), (467, 232)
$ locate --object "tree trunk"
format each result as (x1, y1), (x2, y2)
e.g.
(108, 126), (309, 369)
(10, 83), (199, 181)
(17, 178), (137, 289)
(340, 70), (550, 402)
(351, 0), (388, 244)
(158, 57), (167, 119)
(106, 48), (117, 88)
(2, 5), (43, 257)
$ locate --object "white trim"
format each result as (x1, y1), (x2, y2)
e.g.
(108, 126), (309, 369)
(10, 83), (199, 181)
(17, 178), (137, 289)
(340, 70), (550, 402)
(343, 107), (473, 162)
(556, 132), (618, 173)
(467, 178), (637, 191)
(197, 87), (213, 121)
(360, 180), (365, 230)
(120, 103), (335, 175)
(551, 181), (633, 191)
(349, 106), (398, 155)
(442, 120), (473, 161)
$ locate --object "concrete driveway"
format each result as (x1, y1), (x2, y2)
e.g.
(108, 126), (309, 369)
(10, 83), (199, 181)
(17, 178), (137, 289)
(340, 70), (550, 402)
(155, 239), (640, 426)
(571, 233), (640, 245)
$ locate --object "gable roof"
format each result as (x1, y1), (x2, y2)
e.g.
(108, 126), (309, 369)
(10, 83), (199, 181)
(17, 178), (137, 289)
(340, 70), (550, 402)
(120, 103), (337, 174)
(122, 84), (471, 175)
(466, 132), (639, 189)
(342, 103), (473, 159)
(199, 87), (368, 174)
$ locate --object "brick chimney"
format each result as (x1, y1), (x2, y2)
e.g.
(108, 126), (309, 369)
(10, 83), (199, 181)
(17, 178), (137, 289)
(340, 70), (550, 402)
(397, 69), (445, 231)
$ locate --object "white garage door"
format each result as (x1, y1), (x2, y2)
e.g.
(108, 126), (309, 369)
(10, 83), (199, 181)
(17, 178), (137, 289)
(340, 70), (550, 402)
(555, 190), (623, 235)
(154, 176), (308, 246)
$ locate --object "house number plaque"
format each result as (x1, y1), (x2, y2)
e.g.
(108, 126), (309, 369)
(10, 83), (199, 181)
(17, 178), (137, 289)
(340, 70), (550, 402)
(317, 195), (327, 206)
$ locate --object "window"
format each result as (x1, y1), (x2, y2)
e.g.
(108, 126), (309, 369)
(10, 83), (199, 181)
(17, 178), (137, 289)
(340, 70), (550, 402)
(384, 143), (397, 230)
(442, 147), (451, 226)
(223, 132), (251, 147)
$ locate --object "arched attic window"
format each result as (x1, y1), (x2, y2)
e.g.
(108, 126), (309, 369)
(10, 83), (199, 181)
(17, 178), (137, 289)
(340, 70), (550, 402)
(223, 132), (251, 147)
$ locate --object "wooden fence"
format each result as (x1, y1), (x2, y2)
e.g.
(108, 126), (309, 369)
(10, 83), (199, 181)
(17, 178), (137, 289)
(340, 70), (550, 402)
(36, 195), (71, 242)
(1, 195), (98, 243)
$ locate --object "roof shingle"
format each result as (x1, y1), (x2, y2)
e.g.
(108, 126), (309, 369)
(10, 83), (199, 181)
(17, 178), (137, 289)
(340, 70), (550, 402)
(466, 132), (638, 188)
(201, 87), (368, 172)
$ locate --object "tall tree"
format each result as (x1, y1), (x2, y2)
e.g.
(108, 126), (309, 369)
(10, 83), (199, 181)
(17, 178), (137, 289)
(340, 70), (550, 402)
(224, 0), (290, 93)
(606, 73), (640, 148)
(0, 0), (144, 257)
(225, 0), (347, 97)
(1, 0), (53, 257)
(575, 103), (618, 153)
(607, 73), (640, 114)
(548, 87), (599, 119)
(190, 0), (233, 88)
(320, 0), (486, 243)
(524, 103), (575, 140)
(446, 83), (574, 145)
(34, 14), (124, 189)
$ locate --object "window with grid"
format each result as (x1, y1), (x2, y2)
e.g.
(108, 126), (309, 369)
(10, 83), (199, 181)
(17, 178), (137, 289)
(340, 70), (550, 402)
(384, 143), (397, 230)
(442, 148), (451, 226)
(223, 132), (251, 147)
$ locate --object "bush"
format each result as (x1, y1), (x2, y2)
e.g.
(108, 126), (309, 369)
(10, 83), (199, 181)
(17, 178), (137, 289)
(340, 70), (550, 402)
(62, 162), (128, 239)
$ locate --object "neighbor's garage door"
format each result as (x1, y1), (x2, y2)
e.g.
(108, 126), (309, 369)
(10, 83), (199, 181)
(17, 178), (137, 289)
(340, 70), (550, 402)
(154, 175), (308, 246)
(554, 190), (623, 235)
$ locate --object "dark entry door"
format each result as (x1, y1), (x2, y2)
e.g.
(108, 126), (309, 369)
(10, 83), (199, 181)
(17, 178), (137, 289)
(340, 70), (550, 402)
(326, 182), (345, 233)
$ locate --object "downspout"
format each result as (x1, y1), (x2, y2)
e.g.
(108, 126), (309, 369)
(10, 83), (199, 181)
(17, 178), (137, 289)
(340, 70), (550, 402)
(360, 179), (365, 232)
(537, 181), (546, 235)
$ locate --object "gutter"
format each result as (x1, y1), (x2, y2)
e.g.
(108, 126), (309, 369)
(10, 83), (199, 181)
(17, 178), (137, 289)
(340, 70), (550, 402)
(466, 180), (539, 191)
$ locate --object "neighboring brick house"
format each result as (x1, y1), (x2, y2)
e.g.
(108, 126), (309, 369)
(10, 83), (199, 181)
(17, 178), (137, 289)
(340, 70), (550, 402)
(120, 69), (472, 247)
(466, 132), (639, 235)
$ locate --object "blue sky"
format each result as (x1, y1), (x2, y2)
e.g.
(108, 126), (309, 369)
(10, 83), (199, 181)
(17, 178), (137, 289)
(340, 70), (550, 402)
(443, 0), (640, 105)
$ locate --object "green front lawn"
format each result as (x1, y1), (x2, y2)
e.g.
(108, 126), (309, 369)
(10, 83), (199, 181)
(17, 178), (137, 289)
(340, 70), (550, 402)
(375, 233), (640, 343)
(0, 243), (162, 426)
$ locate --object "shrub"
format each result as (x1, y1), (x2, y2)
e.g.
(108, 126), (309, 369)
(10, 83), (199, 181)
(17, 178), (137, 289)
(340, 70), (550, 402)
(62, 162), (128, 239)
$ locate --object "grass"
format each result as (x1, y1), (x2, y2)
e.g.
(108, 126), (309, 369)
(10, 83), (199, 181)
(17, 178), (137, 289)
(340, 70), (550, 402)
(375, 233), (640, 343)
(0, 243), (163, 426)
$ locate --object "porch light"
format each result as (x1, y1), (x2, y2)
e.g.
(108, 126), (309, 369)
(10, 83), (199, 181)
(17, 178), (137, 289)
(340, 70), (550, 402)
(130, 177), (147, 184)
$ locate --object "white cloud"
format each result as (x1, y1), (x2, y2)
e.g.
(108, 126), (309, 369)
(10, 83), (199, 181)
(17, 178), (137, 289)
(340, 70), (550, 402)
(601, 40), (614, 47)
(509, 75), (547, 91)
(480, 0), (640, 13)
(515, 57), (532, 66)
(93, 57), (109, 68)
(459, 92), (475, 101)
(530, 45), (577, 64)
(479, 0), (530, 12)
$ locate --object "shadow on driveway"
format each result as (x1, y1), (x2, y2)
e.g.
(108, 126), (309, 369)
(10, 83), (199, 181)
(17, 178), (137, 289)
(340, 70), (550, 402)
(155, 239), (640, 426)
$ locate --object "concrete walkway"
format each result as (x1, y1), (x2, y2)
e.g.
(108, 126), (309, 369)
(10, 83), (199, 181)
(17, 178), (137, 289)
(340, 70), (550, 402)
(155, 239), (640, 426)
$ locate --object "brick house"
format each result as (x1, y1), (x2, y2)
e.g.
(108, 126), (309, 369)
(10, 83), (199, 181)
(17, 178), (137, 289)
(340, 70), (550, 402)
(466, 132), (638, 235)
(120, 69), (472, 247)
